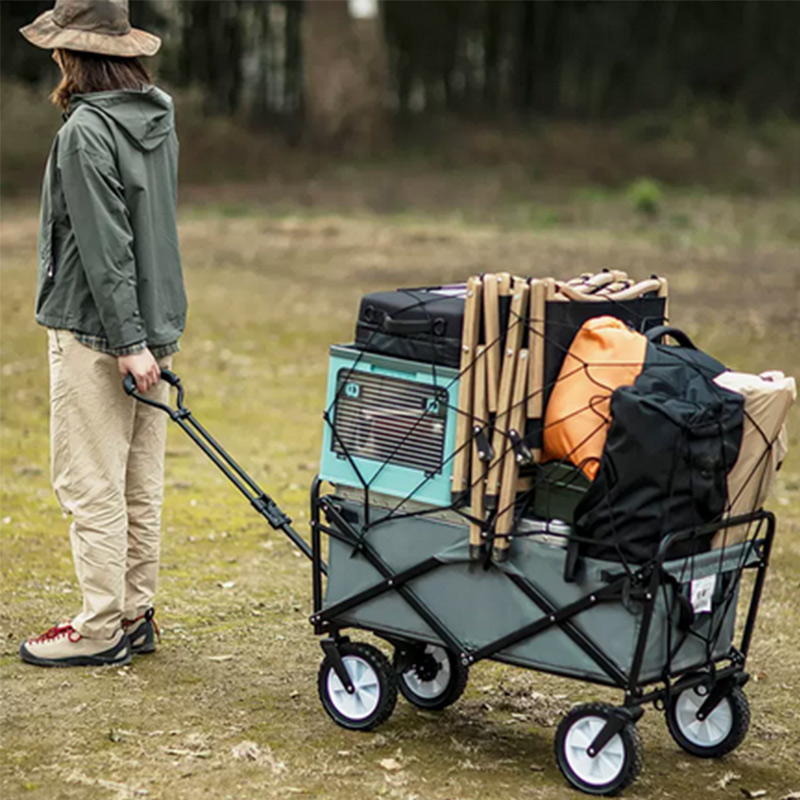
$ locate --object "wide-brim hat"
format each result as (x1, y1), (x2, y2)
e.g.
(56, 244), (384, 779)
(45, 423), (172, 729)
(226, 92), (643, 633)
(20, 0), (161, 58)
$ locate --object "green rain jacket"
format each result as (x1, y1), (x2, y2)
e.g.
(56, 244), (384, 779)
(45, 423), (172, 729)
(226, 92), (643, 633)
(35, 86), (187, 351)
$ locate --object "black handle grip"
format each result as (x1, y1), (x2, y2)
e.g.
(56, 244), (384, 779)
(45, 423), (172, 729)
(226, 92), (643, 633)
(381, 315), (446, 337)
(646, 325), (697, 350)
(123, 368), (185, 415)
(381, 316), (434, 335)
(123, 368), (181, 396)
(159, 368), (181, 387)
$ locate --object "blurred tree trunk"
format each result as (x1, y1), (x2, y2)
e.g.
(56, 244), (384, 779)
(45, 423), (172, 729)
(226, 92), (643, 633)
(178, 1), (243, 116)
(483, 0), (502, 109)
(514, 0), (535, 110)
(285, 1), (303, 115)
(0, 1), (51, 83)
(302, 0), (390, 154)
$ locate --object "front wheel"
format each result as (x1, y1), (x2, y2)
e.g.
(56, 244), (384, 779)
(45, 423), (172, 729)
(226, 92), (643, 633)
(394, 644), (468, 711)
(554, 703), (643, 796)
(666, 682), (750, 758)
(317, 641), (397, 731)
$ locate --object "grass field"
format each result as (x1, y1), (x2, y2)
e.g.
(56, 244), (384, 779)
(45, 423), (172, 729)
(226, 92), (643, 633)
(1, 184), (799, 800)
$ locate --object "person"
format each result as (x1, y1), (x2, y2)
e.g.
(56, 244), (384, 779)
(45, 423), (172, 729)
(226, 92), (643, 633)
(18, 0), (187, 667)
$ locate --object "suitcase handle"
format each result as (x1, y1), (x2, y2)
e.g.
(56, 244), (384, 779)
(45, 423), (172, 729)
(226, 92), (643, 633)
(381, 315), (446, 337)
(645, 326), (697, 349)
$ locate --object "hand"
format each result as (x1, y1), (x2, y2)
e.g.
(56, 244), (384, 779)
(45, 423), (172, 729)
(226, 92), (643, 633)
(118, 349), (160, 394)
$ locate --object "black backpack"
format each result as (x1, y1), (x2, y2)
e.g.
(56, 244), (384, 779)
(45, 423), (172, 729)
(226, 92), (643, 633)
(573, 327), (744, 565)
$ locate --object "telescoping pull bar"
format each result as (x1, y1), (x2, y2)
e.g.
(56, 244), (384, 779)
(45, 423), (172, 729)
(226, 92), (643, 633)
(123, 369), (325, 574)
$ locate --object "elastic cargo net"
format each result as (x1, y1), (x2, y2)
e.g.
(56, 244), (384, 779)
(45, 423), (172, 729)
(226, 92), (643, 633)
(321, 270), (789, 572)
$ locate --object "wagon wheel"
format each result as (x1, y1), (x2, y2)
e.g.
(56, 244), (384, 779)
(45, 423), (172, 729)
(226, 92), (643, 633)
(393, 644), (468, 711)
(665, 680), (750, 758)
(554, 703), (643, 796)
(318, 642), (397, 731)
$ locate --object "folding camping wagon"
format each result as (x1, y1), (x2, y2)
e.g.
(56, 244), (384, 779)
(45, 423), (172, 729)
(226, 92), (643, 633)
(127, 269), (791, 796)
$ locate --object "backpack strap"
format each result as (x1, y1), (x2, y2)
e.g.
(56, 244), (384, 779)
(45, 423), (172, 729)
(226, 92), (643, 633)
(659, 569), (697, 631)
(645, 326), (697, 349)
(563, 537), (581, 582)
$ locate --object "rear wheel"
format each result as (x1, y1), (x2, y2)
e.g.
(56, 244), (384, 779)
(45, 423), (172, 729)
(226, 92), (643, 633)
(394, 644), (468, 711)
(318, 642), (397, 731)
(554, 703), (643, 796)
(666, 682), (750, 758)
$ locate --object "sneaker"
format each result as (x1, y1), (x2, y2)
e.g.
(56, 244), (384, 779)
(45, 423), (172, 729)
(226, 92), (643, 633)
(122, 608), (160, 655)
(19, 625), (131, 668)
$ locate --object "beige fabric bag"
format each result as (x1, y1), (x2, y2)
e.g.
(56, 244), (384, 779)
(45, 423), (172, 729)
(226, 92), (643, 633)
(711, 370), (795, 548)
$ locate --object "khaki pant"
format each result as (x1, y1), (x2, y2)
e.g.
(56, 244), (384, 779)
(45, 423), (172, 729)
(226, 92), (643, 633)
(49, 329), (171, 639)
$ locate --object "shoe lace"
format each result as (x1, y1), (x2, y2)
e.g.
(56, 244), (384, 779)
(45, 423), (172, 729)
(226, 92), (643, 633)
(31, 624), (82, 643)
(122, 608), (161, 644)
(149, 614), (162, 644)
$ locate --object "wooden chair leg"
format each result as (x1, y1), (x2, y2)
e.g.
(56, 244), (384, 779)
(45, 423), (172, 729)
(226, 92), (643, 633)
(451, 275), (482, 501)
(483, 273), (501, 414)
(469, 345), (489, 560)
(527, 278), (548, 462)
(493, 349), (529, 562)
(487, 277), (529, 500)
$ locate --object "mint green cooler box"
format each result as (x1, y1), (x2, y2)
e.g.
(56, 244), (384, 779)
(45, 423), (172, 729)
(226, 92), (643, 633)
(319, 345), (460, 507)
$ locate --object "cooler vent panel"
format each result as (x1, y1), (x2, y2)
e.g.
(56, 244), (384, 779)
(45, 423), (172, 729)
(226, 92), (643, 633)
(331, 370), (449, 474)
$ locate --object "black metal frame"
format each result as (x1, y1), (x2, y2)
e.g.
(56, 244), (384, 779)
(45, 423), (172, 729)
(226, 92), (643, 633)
(310, 474), (776, 714)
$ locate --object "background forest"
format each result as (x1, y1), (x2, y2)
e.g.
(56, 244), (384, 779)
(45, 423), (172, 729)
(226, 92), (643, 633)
(3, 0), (800, 196)
(5, 1), (800, 121)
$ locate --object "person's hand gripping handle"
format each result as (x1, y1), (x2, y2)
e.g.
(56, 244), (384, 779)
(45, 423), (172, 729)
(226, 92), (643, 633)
(118, 349), (160, 394)
(123, 368), (183, 415)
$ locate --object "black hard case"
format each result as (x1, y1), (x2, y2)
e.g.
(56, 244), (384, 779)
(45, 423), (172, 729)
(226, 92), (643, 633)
(354, 284), (665, 375)
(354, 286), (481, 369)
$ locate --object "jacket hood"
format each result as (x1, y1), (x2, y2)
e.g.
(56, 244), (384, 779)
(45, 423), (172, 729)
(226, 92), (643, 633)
(71, 86), (174, 152)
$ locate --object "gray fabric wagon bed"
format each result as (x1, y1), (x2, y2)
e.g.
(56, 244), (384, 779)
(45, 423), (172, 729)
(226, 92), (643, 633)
(323, 499), (757, 686)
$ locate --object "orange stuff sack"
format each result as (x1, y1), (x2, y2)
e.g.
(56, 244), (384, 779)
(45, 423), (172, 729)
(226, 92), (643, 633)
(543, 316), (647, 480)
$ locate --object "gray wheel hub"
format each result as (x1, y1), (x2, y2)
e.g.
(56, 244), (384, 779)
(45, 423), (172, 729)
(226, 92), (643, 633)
(674, 686), (733, 747)
(401, 645), (451, 700)
(564, 715), (626, 787)
(326, 655), (381, 721)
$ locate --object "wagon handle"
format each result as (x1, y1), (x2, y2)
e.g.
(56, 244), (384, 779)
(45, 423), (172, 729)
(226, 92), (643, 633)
(123, 369), (185, 417)
(122, 369), (324, 572)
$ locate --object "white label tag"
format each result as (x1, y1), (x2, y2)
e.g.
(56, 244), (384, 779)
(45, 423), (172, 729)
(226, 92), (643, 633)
(690, 574), (717, 614)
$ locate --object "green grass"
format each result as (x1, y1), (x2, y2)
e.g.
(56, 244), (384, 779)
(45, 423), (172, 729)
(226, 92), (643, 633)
(1, 191), (799, 799)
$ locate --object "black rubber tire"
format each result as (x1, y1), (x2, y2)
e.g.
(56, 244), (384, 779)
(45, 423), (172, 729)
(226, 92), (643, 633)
(554, 703), (644, 796)
(317, 641), (397, 732)
(665, 683), (750, 758)
(393, 644), (468, 711)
